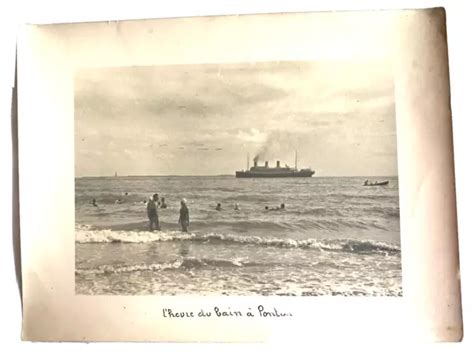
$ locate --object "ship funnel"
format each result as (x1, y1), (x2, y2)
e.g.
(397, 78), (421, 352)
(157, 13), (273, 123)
(276, 161), (280, 168)
(254, 160), (257, 167)
(265, 161), (269, 168)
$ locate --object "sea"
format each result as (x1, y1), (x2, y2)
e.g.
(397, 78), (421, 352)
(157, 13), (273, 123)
(75, 176), (402, 296)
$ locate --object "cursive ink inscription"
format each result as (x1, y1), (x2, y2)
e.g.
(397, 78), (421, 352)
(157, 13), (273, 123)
(214, 306), (243, 317)
(162, 308), (194, 318)
(257, 305), (293, 317)
(161, 305), (293, 319)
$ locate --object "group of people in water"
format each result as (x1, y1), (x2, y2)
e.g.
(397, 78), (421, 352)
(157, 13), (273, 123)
(91, 193), (286, 233)
(265, 204), (286, 211)
(215, 203), (285, 211)
(91, 193), (187, 232)
(146, 193), (189, 232)
(215, 203), (241, 211)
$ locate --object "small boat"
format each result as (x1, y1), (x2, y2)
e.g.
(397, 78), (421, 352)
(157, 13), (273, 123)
(363, 180), (389, 186)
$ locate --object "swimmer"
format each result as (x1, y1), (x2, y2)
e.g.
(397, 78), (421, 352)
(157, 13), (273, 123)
(92, 198), (98, 207)
(215, 203), (222, 211)
(268, 204), (285, 211)
(234, 203), (240, 211)
(178, 198), (189, 232)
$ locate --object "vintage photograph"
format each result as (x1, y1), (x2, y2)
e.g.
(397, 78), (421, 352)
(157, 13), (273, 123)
(75, 60), (401, 296)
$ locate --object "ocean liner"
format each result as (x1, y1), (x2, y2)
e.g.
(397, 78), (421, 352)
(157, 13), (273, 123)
(235, 152), (315, 178)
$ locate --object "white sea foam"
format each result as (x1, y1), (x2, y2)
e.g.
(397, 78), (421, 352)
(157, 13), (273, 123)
(75, 256), (250, 276)
(75, 225), (400, 254)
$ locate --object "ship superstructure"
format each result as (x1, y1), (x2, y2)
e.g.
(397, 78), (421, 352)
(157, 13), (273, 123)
(235, 152), (315, 178)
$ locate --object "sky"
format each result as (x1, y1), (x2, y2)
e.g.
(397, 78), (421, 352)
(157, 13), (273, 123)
(75, 60), (397, 177)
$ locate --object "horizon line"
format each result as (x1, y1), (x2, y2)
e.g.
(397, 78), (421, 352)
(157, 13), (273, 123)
(75, 174), (399, 178)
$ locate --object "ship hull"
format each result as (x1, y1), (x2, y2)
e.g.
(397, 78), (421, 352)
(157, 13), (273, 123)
(235, 170), (315, 178)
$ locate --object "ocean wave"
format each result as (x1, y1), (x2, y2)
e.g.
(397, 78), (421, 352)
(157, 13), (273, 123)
(221, 194), (277, 203)
(75, 256), (251, 276)
(295, 206), (399, 219)
(79, 214), (390, 234)
(75, 225), (400, 254)
(324, 193), (397, 202)
(75, 194), (148, 205)
(89, 219), (290, 233)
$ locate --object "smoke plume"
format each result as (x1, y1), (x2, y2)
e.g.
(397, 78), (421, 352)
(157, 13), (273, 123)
(253, 130), (300, 164)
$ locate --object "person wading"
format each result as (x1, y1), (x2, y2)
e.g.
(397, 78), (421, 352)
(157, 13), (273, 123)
(147, 193), (161, 231)
(178, 199), (190, 232)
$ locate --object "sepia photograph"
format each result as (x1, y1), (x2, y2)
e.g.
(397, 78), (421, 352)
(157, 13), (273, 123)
(75, 60), (401, 296)
(16, 7), (465, 342)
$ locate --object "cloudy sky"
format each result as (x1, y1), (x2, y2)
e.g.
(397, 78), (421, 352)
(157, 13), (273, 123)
(75, 60), (397, 177)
